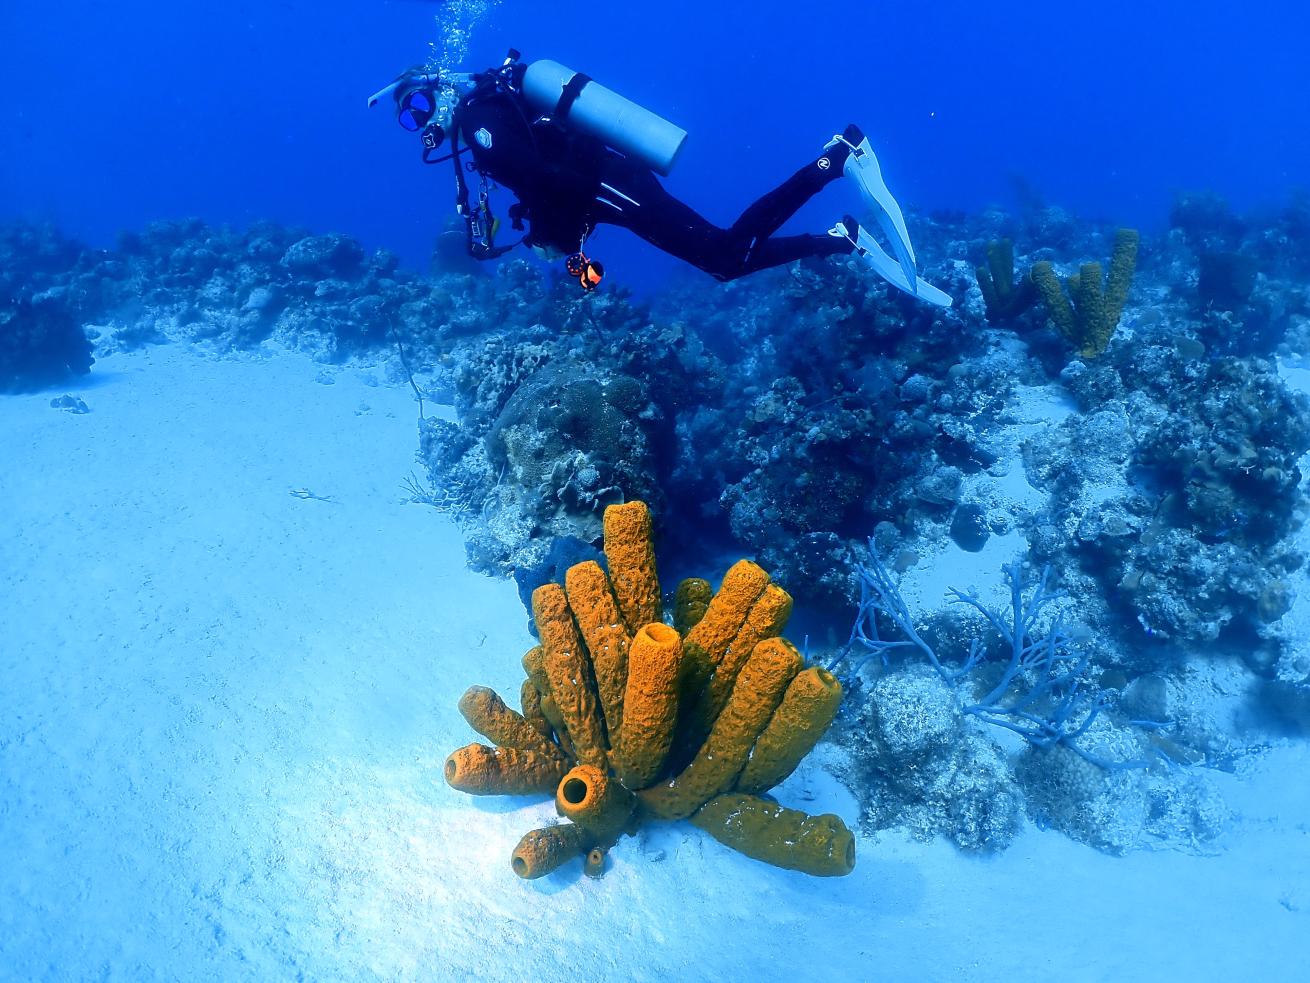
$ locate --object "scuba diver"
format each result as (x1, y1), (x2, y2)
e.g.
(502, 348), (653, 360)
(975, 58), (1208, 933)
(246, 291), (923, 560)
(368, 51), (951, 305)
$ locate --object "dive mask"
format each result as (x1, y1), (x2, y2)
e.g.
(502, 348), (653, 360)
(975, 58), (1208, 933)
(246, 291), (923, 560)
(397, 86), (437, 132)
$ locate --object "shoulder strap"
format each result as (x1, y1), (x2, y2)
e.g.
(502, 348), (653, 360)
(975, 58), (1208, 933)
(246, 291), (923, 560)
(554, 73), (592, 123)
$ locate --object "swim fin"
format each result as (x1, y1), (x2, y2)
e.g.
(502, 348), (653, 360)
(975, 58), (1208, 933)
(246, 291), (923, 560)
(829, 215), (953, 308)
(826, 125), (917, 288)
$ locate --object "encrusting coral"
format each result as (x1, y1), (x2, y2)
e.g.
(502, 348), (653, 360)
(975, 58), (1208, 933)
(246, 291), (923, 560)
(1031, 228), (1139, 358)
(444, 500), (855, 879)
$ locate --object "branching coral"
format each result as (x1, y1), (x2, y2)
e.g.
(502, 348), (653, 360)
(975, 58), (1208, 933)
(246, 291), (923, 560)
(836, 547), (1148, 769)
(1031, 228), (1139, 358)
(444, 501), (855, 879)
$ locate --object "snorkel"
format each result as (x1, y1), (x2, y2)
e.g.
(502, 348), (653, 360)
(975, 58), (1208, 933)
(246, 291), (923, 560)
(364, 73), (415, 112)
(366, 66), (453, 112)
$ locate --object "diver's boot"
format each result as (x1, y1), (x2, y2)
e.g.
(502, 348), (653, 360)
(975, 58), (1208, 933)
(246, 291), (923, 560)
(825, 124), (917, 288)
(829, 215), (953, 308)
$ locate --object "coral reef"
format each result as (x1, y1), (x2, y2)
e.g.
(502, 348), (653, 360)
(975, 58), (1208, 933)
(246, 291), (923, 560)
(0, 224), (94, 391)
(0, 290), (94, 392)
(1015, 722), (1227, 854)
(838, 666), (1022, 851)
(443, 501), (855, 879)
(833, 557), (1231, 854)
(1031, 228), (1139, 358)
(841, 551), (1142, 767)
(1164, 190), (1310, 356)
(657, 251), (989, 610)
(8, 199), (1310, 860)
(1030, 352), (1310, 657)
(410, 267), (719, 578)
(0, 218), (478, 362)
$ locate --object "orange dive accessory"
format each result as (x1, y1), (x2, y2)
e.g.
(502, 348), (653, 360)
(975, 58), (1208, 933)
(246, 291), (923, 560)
(566, 252), (605, 292)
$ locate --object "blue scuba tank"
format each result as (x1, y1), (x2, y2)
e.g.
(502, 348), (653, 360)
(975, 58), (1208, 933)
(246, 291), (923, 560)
(521, 60), (688, 176)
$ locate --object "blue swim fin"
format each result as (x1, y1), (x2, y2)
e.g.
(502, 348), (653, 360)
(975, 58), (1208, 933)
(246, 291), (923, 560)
(826, 126), (917, 288)
(829, 215), (953, 308)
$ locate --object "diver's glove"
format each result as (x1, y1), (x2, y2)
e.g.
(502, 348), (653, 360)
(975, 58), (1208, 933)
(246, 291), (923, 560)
(829, 215), (953, 308)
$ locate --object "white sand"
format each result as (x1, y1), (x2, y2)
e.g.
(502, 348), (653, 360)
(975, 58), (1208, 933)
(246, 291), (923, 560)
(2, 344), (1305, 982)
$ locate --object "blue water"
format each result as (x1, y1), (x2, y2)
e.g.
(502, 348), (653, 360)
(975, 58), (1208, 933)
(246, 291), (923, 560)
(3, 1), (1308, 287)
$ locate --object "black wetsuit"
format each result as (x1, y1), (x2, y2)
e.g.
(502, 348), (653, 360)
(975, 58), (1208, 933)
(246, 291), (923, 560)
(454, 83), (857, 281)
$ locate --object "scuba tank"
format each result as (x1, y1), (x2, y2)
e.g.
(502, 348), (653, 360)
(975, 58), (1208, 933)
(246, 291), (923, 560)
(521, 60), (687, 176)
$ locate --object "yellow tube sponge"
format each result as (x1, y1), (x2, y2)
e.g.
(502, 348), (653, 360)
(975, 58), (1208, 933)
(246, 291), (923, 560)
(1074, 261), (1107, 354)
(614, 622), (683, 790)
(520, 678), (554, 742)
(1105, 228), (1139, 323)
(975, 238), (1038, 324)
(1031, 228), (1138, 358)
(679, 560), (771, 701)
(736, 666), (843, 796)
(638, 636), (802, 820)
(511, 824), (589, 880)
(443, 501), (851, 879)
(691, 793), (856, 877)
(522, 645), (574, 760)
(602, 501), (662, 633)
(1031, 260), (1076, 337)
(673, 578), (712, 634)
(555, 764), (636, 845)
(458, 685), (564, 761)
(564, 560), (631, 738)
(532, 583), (607, 769)
(444, 743), (569, 796)
(685, 584), (794, 747)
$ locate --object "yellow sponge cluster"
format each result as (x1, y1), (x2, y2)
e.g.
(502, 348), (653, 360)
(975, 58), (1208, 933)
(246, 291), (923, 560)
(1031, 228), (1139, 358)
(445, 501), (854, 880)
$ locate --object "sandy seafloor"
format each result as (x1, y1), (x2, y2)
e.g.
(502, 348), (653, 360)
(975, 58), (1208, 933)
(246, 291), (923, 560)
(2, 343), (1307, 983)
